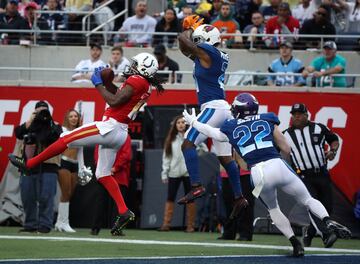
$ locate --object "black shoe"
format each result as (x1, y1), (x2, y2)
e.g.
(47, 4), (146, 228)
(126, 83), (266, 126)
(326, 219), (352, 239)
(177, 185), (206, 205)
(111, 209), (135, 236)
(290, 236), (304, 258)
(37, 227), (51, 233)
(302, 226), (315, 247)
(8, 154), (28, 174)
(229, 195), (249, 220)
(112, 230), (125, 236)
(19, 228), (37, 233)
(322, 231), (337, 248)
(90, 228), (100, 236)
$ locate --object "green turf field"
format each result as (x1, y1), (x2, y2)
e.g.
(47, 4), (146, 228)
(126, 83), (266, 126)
(0, 227), (359, 260)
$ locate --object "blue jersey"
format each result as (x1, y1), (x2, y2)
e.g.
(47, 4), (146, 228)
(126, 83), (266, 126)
(193, 43), (228, 105)
(220, 113), (281, 167)
(268, 57), (305, 86)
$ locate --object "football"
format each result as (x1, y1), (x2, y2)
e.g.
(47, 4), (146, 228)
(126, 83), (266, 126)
(100, 68), (117, 94)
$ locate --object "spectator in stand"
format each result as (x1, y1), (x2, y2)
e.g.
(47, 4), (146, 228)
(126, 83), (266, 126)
(267, 41), (305, 86)
(209, 0), (223, 22)
(153, 44), (181, 84)
(264, 2), (300, 48)
(153, 7), (181, 48)
(108, 46), (130, 83)
(178, 6), (194, 26)
(302, 41), (347, 88)
(261, 0), (282, 22)
(194, 0), (213, 24)
(292, 0), (318, 26)
(24, 2), (52, 44)
(167, 0), (187, 18)
(235, 0), (262, 31)
(336, 0), (360, 33)
(64, 0), (92, 44)
(0, 0), (30, 45)
(93, 0), (114, 43)
(71, 43), (106, 83)
(115, 1), (156, 47)
(41, 0), (65, 44)
(91, 135), (132, 236)
(299, 5), (335, 49)
(322, 0), (347, 34)
(243, 11), (265, 48)
(211, 1), (243, 48)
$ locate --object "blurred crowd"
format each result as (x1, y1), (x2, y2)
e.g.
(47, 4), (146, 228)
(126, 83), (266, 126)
(0, 0), (359, 50)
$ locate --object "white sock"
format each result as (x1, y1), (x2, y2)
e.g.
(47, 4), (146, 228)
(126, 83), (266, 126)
(269, 207), (295, 239)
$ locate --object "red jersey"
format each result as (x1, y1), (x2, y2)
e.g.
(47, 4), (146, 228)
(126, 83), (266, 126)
(103, 75), (151, 124)
(264, 16), (299, 43)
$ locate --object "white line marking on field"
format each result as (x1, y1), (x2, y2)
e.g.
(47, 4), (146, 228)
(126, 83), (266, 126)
(1, 254), (360, 262)
(0, 235), (359, 254)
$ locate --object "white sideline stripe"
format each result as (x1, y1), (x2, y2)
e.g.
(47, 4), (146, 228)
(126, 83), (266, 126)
(1, 254), (360, 262)
(1, 235), (360, 254)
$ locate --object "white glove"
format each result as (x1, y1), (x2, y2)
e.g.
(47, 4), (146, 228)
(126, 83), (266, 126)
(183, 108), (197, 126)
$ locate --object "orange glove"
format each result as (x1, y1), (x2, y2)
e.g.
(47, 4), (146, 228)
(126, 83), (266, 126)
(191, 17), (204, 31)
(182, 15), (203, 30)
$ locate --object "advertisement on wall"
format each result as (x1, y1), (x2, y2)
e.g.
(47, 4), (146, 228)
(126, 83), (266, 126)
(0, 86), (359, 204)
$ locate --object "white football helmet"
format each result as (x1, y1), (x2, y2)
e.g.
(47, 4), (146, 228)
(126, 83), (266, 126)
(130, 52), (158, 78)
(192, 24), (221, 46)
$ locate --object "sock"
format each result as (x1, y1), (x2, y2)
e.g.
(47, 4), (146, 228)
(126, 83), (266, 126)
(269, 207), (295, 239)
(224, 160), (242, 198)
(98, 176), (128, 214)
(26, 137), (67, 168)
(182, 147), (201, 185)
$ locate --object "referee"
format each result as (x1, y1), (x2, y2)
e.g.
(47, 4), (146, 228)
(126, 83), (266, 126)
(283, 103), (339, 247)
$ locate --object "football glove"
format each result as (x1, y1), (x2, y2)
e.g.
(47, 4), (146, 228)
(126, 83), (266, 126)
(182, 15), (204, 31)
(91, 66), (105, 86)
(182, 108), (197, 126)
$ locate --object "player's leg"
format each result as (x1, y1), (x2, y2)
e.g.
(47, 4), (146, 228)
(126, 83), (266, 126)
(279, 160), (350, 247)
(178, 109), (214, 204)
(252, 160), (303, 257)
(9, 123), (100, 171)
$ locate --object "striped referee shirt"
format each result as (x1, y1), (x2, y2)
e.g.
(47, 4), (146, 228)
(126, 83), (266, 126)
(283, 121), (338, 171)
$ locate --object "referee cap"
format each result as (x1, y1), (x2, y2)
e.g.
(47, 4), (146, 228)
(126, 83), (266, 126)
(290, 103), (308, 114)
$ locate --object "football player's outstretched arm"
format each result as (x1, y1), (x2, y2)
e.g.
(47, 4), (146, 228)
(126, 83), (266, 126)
(273, 125), (291, 162)
(95, 84), (134, 107)
(178, 30), (211, 67)
(183, 109), (228, 142)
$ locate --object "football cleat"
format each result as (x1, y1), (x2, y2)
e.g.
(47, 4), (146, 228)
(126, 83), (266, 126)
(8, 154), (29, 175)
(111, 210), (135, 236)
(177, 185), (206, 205)
(326, 219), (352, 239)
(290, 236), (304, 258)
(322, 231), (338, 248)
(302, 225), (315, 247)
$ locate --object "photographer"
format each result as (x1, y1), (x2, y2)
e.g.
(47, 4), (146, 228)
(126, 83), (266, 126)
(14, 101), (62, 233)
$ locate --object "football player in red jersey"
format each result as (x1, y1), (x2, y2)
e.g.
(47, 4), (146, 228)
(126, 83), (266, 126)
(9, 52), (164, 235)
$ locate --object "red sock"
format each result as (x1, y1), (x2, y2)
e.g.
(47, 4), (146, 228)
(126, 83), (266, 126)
(98, 176), (128, 214)
(26, 137), (67, 168)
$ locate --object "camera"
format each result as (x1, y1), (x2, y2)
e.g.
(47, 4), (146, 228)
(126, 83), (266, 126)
(24, 109), (55, 146)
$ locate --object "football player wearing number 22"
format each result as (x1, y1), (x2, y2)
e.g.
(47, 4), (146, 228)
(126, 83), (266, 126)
(177, 15), (248, 219)
(9, 53), (165, 235)
(182, 92), (351, 257)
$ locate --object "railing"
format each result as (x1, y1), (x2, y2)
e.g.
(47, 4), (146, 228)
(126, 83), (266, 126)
(0, 67), (359, 88)
(1, 25), (359, 48)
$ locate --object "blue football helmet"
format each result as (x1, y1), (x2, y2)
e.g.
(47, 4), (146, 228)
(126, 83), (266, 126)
(231, 92), (259, 119)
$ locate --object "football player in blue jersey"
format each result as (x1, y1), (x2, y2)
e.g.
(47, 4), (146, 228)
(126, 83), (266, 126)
(182, 92), (351, 257)
(177, 18), (248, 217)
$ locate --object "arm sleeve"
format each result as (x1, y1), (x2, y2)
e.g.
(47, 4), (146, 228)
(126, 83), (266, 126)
(193, 121), (229, 142)
(322, 124), (339, 144)
(161, 151), (171, 181)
